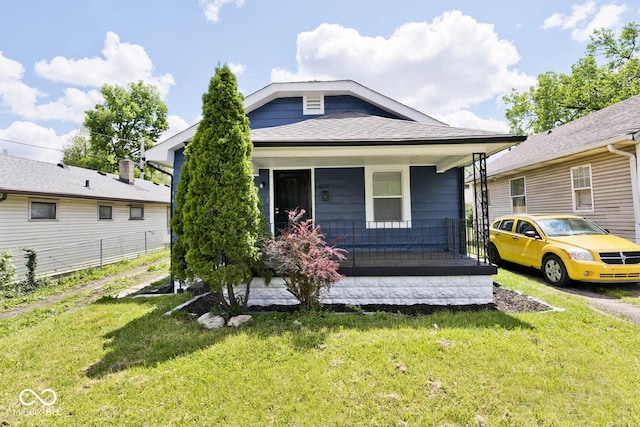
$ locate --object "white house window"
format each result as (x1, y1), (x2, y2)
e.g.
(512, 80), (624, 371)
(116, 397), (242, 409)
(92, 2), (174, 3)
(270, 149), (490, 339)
(98, 205), (113, 220)
(571, 164), (594, 212)
(129, 206), (144, 220)
(510, 177), (526, 213)
(30, 200), (58, 220)
(365, 166), (411, 228)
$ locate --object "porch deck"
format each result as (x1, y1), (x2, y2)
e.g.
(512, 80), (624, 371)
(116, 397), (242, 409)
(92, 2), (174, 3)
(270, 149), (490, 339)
(271, 218), (495, 277)
(339, 250), (496, 276)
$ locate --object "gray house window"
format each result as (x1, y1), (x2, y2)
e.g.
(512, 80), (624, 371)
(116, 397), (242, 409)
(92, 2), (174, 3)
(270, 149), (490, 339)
(571, 164), (593, 212)
(98, 205), (113, 220)
(510, 177), (526, 213)
(129, 206), (144, 220)
(30, 200), (58, 220)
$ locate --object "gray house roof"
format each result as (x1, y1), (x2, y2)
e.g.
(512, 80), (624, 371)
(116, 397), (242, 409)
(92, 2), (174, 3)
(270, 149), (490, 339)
(250, 111), (525, 173)
(251, 111), (522, 145)
(487, 94), (640, 176)
(0, 155), (170, 204)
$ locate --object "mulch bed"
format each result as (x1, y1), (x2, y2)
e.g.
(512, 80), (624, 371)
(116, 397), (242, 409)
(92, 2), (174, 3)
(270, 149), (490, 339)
(179, 283), (552, 317)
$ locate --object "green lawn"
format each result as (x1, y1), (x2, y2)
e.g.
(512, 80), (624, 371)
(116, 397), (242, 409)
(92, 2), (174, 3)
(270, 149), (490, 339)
(1, 269), (639, 426)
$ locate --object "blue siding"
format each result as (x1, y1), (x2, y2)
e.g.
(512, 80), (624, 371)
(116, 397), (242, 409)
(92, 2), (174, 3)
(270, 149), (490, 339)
(248, 95), (408, 129)
(172, 147), (186, 207)
(248, 98), (302, 129)
(410, 166), (463, 220)
(314, 168), (365, 222)
(254, 169), (271, 224)
(312, 166), (463, 223)
(313, 166), (465, 254)
(325, 95), (399, 119)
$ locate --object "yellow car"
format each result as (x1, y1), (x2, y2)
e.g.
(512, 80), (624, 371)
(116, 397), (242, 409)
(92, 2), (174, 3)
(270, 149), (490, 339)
(488, 214), (640, 286)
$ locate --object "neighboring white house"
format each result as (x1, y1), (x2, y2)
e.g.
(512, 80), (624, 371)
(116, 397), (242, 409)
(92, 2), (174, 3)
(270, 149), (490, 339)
(0, 155), (171, 277)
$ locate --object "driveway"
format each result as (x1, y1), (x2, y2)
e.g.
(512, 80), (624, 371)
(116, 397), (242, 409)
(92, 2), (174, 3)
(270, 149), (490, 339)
(0, 256), (170, 321)
(558, 284), (640, 324)
(501, 263), (640, 325)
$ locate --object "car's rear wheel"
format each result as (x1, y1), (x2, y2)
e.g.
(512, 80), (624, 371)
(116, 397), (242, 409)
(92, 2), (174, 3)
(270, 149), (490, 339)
(488, 243), (501, 265)
(542, 255), (571, 287)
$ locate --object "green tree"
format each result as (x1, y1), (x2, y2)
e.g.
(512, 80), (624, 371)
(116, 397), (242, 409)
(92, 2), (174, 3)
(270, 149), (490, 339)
(62, 130), (112, 171)
(83, 80), (168, 173)
(172, 65), (264, 314)
(504, 21), (640, 134)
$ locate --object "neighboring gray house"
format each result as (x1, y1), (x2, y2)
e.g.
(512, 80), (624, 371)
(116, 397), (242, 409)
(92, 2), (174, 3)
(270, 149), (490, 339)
(0, 155), (171, 277)
(486, 95), (640, 243)
(148, 80), (524, 307)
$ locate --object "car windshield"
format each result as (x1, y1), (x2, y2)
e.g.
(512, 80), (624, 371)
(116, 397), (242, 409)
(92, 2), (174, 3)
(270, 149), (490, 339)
(535, 218), (607, 237)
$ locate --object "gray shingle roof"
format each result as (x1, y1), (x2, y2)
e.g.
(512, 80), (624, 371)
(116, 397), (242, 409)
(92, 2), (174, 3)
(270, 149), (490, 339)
(251, 111), (522, 144)
(0, 155), (170, 204)
(487, 95), (640, 176)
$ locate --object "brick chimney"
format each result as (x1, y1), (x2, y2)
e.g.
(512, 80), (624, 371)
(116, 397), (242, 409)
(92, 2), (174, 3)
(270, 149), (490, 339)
(119, 159), (135, 184)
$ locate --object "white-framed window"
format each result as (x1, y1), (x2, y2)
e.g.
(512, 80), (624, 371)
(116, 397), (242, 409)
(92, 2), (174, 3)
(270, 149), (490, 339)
(129, 205), (144, 220)
(571, 164), (594, 212)
(98, 204), (113, 220)
(29, 199), (58, 220)
(509, 177), (526, 213)
(365, 165), (411, 228)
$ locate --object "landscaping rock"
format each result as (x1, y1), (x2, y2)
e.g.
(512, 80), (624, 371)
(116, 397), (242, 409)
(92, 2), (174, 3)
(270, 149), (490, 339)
(228, 314), (252, 327)
(197, 313), (225, 329)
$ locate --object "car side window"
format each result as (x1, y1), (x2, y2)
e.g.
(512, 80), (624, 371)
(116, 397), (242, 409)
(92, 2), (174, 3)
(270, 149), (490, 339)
(516, 220), (535, 235)
(499, 219), (514, 231)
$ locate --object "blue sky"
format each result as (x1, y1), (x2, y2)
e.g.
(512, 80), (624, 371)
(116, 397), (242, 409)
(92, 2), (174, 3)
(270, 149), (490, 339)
(0, 0), (637, 162)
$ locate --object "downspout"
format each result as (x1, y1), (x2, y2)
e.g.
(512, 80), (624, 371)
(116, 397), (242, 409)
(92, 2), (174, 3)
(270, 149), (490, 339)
(145, 161), (178, 292)
(607, 139), (640, 244)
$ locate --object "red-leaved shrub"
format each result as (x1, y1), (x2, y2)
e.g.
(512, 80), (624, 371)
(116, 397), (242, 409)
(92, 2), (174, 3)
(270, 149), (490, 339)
(263, 209), (346, 311)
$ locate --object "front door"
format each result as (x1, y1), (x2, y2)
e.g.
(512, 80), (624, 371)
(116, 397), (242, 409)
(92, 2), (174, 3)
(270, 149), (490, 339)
(274, 169), (312, 227)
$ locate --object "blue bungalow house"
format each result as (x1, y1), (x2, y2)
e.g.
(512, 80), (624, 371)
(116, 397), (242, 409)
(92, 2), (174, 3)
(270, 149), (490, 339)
(146, 80), (525, 307)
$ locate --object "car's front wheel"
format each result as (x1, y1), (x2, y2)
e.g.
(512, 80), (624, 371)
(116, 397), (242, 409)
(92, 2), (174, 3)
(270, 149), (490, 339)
(488, 243), (501, 266)
(542, 254), (571, 287)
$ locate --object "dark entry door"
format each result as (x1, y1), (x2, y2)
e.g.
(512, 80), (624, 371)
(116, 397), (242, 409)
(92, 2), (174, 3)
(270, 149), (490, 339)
(274, 169), (312, 226)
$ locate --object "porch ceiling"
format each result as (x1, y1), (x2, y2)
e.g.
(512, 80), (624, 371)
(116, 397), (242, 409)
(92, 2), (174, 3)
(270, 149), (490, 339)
(252, 141), (515, 172)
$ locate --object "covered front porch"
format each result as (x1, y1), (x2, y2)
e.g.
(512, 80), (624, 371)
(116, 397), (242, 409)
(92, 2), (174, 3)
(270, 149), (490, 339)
(272, 217), (497, 277)
(248, 216), (497, 308)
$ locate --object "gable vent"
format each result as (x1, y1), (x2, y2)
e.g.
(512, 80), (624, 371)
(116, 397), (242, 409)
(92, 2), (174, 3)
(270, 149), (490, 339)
(303, 94), (324, 115)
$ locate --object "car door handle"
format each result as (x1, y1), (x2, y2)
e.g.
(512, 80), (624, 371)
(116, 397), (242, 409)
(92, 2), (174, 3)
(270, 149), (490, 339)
(512, 236), (519, 240)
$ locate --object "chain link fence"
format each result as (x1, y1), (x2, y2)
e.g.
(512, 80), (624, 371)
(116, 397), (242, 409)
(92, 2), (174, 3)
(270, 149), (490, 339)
(7, 229), (170, 279)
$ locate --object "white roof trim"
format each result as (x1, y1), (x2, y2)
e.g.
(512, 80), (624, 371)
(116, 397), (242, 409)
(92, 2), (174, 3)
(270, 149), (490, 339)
(245, 80), (444, 125)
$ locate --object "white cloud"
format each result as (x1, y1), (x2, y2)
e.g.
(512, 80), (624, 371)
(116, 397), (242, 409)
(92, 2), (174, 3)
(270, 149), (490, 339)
(1, 32), (175, 161)
(34, 32), (175, 97)
(543, 1), (597, 30)
(228, 62), (246, 76)
(159, 115), (192, 141)
(0, 121), (71, 163)
(571, 3), (627, 41)
(433, 110), (510, 133)
(0, 51), (102, 123)
(542, 1), (627, 42)
(271, 11), (535, 115)
(199, 0), (244, 23)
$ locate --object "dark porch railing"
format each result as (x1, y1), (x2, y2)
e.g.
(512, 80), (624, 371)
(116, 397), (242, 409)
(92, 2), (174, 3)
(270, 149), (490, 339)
(272, 219), (486, 267)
